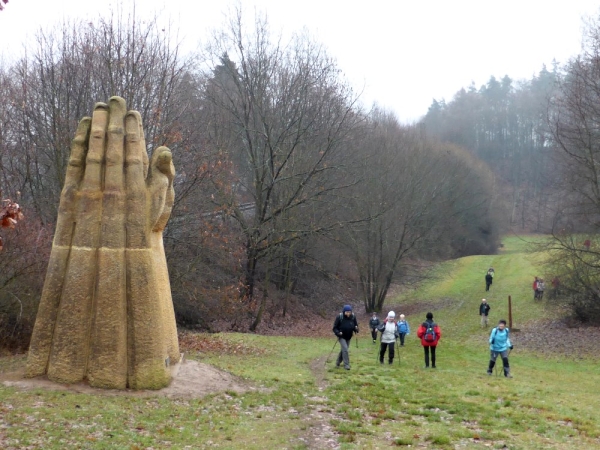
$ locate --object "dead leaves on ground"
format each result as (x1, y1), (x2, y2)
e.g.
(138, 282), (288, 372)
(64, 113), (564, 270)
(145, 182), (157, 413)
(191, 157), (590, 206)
(178, 331), (266, 356)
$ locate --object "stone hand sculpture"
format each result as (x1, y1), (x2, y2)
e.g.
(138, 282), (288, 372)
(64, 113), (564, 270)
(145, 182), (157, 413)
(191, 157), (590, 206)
(26, 97), (180, 389)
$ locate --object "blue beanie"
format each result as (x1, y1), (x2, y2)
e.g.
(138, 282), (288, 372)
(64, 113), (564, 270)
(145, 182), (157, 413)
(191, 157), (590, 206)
(343, 305), (352, 312)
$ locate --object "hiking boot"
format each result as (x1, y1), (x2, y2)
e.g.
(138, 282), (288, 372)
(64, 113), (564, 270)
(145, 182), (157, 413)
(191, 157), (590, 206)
(505, 373), (512, 378)
(344, 366), (350, 370)
(431, 365), (436, 369)
(487, 370), (492, 375)
(388, 361), (393, 365)
(373, 339), (376, 343)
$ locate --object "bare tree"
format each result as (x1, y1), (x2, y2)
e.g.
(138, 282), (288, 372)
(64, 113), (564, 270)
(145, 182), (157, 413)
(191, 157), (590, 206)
(544, 15), (600, 322)
(200, 8), (362, 326)
(339, 111), (498, 312)
(7, 10), (195, 224)
(0, 8), (226, 338)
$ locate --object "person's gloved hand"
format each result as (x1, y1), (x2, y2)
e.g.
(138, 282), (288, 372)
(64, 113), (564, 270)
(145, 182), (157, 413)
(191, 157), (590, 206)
(510, 345), (514, 350)
(491, 340), (495, 345)
(355, 326), (359, 333)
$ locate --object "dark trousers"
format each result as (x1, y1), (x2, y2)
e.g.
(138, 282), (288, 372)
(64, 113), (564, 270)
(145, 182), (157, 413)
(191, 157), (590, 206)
(380, 342), (395, 363)
(371, 328), (378, 341)
(424, 345), (436, 367)
(399, 332), (406, 345)
(488, 350), (510, 376)
(485, 281), (491, 291)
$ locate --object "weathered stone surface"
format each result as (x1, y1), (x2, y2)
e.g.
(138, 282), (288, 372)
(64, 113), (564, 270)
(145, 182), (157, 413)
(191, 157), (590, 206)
(26, 97), (180, 389)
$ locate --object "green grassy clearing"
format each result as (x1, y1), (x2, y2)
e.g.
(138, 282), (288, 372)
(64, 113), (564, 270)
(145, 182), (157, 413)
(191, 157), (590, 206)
(1, 234), (599, 449)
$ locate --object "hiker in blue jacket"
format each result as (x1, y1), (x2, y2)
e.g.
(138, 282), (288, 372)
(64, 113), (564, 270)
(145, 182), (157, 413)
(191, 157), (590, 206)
(396, 314), (410, 346)
(487, 319), (513, 378)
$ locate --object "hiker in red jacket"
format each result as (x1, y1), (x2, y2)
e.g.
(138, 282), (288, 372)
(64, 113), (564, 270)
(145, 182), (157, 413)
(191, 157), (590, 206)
(417, 312), (442, 369)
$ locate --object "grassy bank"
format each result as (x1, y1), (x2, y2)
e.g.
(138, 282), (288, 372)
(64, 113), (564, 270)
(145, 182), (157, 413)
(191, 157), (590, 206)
(1, 234), (598, 449)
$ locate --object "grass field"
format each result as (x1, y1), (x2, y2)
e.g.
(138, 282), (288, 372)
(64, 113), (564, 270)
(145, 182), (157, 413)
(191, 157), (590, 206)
(1, 234), (599, 449)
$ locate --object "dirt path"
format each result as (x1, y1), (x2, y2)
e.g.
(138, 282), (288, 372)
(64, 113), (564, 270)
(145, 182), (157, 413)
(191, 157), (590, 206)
(293, 355), (341, 449)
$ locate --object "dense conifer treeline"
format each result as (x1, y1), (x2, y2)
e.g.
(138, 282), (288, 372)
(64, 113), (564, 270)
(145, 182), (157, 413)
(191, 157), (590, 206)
(421, 66), (558, 231)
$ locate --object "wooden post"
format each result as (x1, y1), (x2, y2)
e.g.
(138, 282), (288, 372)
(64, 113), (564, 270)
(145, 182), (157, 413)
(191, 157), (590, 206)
(508, 295), (513, 329)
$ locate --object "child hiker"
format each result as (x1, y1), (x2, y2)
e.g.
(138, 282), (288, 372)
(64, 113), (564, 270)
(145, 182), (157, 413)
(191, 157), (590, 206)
(369, 312), (380, 343)
(397, 314), (410, 346)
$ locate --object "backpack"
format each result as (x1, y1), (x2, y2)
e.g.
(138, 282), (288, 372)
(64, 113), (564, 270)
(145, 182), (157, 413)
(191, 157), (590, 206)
(423, 322), (437, 342)
(398, 321), (408, 333)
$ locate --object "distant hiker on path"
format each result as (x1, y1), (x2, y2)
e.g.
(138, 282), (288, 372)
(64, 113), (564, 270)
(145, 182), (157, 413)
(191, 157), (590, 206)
(479, 299), (491, 327)
(485, 270), (493, 291)
(397, 314), (410, 346)
(369, 312), (380, 343)
(377, 311), (399, 365)
(536, 279), (545, 300)
(332, 305), (359, 370)
(417, 312), (441, 369)
(533, 276), (539, 300)
(551, 277), (560, 298)
(487, 319), (513, 378)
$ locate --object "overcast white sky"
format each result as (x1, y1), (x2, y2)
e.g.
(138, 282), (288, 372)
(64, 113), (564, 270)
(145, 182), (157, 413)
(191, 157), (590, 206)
(1, 0), (599, 122)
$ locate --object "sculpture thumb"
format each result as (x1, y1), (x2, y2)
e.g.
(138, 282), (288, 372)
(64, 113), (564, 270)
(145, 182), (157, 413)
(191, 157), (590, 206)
(147, 146), (175, 232)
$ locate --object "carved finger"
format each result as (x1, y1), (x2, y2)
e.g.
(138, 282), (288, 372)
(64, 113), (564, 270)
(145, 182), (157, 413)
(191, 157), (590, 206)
(139, 116), (149, 179)
(81, 102), (108, 191)
(147, 147), (175, 232)
(25, 117), (92, 378)
(54, 117), (91, 246)
(104, 97), (127, 192)
(90, 98), (128, 387)
(125, 111), (147, 248)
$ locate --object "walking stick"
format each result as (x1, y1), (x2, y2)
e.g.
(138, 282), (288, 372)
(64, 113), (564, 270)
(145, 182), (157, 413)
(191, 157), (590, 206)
(325, 338), (339, 367)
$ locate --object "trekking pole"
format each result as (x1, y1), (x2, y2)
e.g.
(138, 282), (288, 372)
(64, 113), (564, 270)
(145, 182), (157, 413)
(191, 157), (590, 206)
(396, 338), (401, 366)
(324, 338), (338, 367)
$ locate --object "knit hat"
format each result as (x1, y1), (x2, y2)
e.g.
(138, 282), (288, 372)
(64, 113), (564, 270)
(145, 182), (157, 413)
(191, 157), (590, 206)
(426, 312), (433, 320)
(343, 305), (352, 312)
(387, 311), (396, 319)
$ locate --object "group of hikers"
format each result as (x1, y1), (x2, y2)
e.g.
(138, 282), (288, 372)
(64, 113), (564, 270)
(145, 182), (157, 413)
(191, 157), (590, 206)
(533, 276), (561, 299)
(332, 265), (514, 377)
(332, 306), (442, 370)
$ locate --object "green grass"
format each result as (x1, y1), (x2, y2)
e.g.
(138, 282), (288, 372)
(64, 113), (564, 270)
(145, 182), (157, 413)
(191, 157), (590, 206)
(1, 234), (599, 449)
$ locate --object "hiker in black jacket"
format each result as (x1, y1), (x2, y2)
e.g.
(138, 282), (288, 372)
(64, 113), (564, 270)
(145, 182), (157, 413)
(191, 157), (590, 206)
(332, 305), (359, 370)
(369, 312), (380, 343)
(485, 272), (493, 291)
(479, 298), (491, 328)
